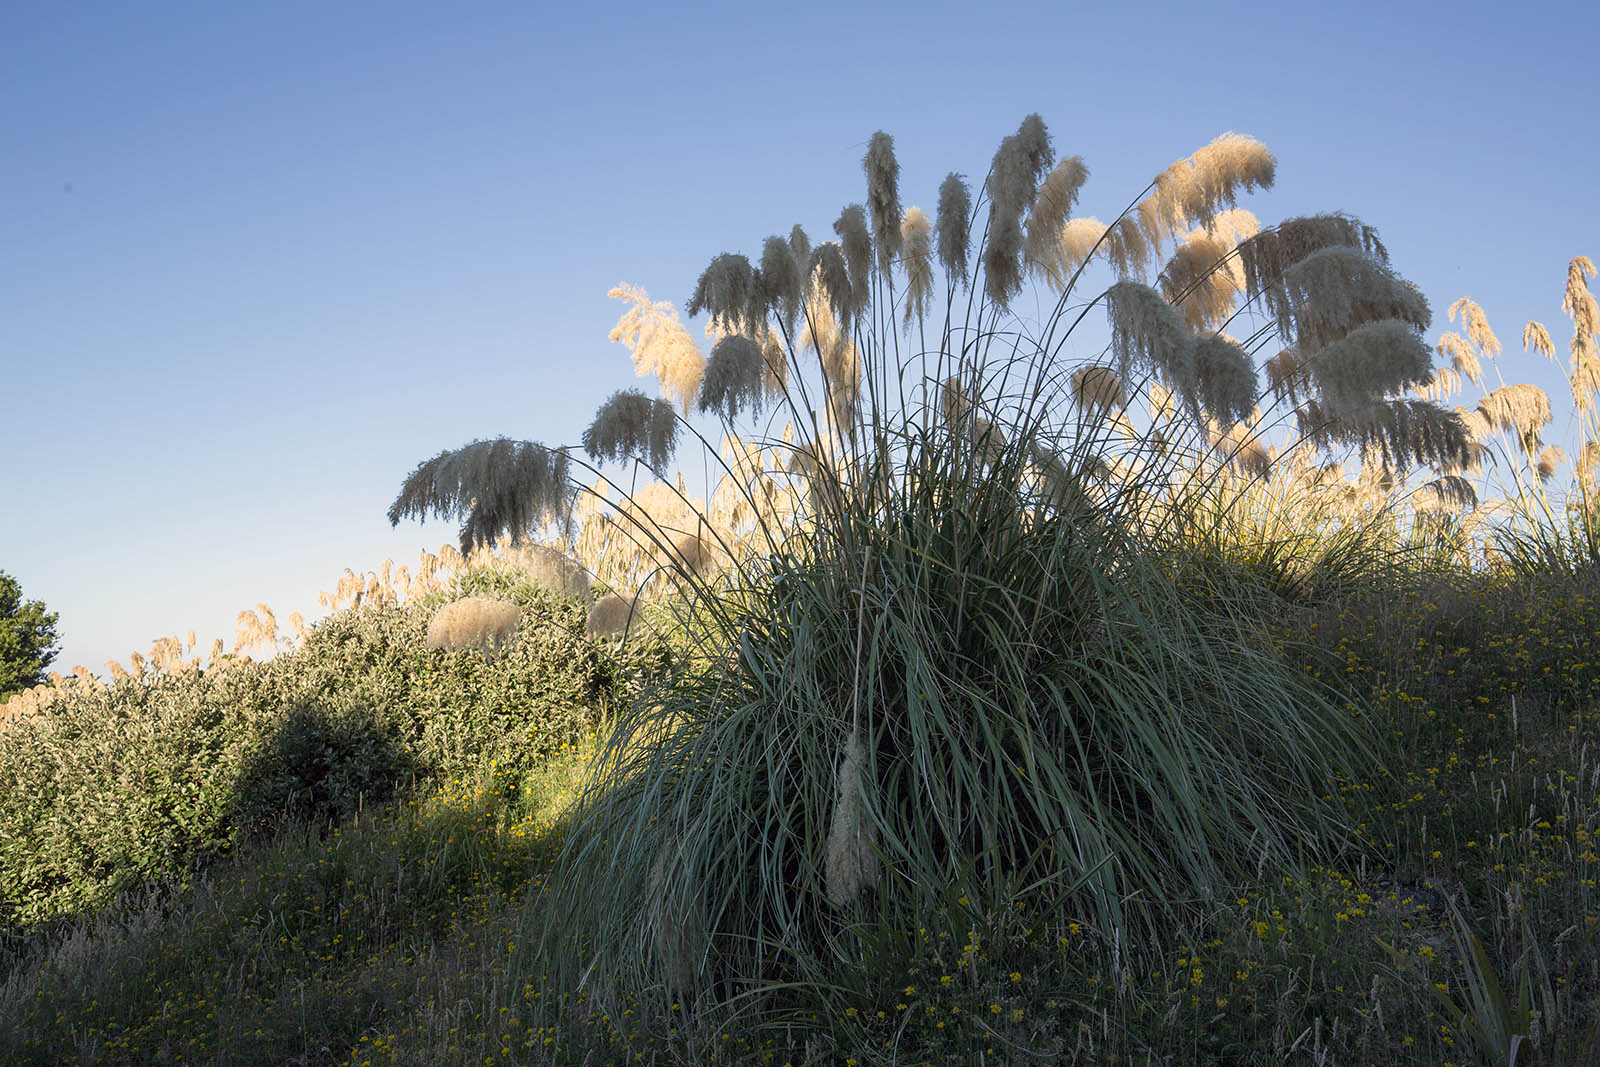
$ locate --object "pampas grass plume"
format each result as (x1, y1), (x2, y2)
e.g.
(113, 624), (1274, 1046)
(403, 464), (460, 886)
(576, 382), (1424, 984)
(586, 593), (636, 639)
(900, 206), (933, 325)
(698, 335), (767, 422)
(825, 731), (879, 908)
(1477, 383), (1552, 454)
(1537, 445), (1566, 482)
(584, 390), (680, 470)
(608, 283), (707, 412)
(426, 597), (521, 658)
(864, 132), (902, 273)
(1069, 364), (1126, 416)
(1023, 155), (1088, 280)
(1523, 320), (1556, 359)
(832, 204), (872, 315)
(936, 172), (971, 285)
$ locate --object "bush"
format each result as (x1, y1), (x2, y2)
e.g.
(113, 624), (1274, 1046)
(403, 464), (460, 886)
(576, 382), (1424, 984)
(0, 582), (641, 931)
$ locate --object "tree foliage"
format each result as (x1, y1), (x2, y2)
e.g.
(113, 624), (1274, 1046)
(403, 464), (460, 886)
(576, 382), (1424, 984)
(0, 570), (60, 701)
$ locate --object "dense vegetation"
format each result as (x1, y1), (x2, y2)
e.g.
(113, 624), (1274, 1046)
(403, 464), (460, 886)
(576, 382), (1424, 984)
(2, 116), (1597, 1064)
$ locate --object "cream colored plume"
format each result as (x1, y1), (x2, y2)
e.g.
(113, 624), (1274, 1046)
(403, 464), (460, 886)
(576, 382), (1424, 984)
(1523, 321), (1555, 359)
(1477, 383), (1552, 455)
(900, 206), (934, 325)
(1053, 217), (1109, 285)
(1447, 298), (1501, 360)
(1537, 445), (1566, 482)
(1023, 155), (1089, 282)
(425, 597), (521, 659)
(585, 593), (636, 640)
(608, 284), (707, 413)
(1134, 132), (1275, 249)
(1069, 364), (1126, 417)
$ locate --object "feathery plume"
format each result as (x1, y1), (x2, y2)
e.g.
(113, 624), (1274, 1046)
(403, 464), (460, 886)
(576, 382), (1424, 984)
(1237, 214), (1387, 318)
(1412, 475), (1478, 514)
(585, 593), (637, 640)
(426, 597), (521, 659)
(1447, 298), (1501, 360)
(1477, 383), (1552, 455)
(1193, 334), (1259, 427)
(105, 660), (129, 682)
(288, 611), (306, 641)
(1023, 155), (1089, 281)
(1265, 347), (1310, 405)
(608, 284), (706, 412)
(1136, 132), (1276, 247)
(1436, 332), (1484, 389)
(936, 172), (972, 286)
(583, 390), (679, 470)
(757, 235), (803, 336)
(1103, 215), (1153, 277)
(1105, 281), (1198, 409)
(863, 132), (902, 273)
(983, 114), (1054, 308)
(1307, 319), (1435, 424)
(234, 610), (268, 654)
(832, 204), (873, 317)
(390, 437), (573, 555)
(1275, 246), (1430, 351)
(1565, 256), (1598, 342)
(1412, 365), (1463, 403)
(1054, 216), (1109, 285)
(1537, 445), (1566, 482)
(521, 543), (591, 598)
(208, 638), (224, 663)
(806, 242), (856, 326)
(687, 254), (765, 339)
(1523, 320), (1555, 359)
(825, 731), (879, 908)
(900, 206), (933, 326)
(1069, 364), (1126, 417)
(1571, 335), (1600, 410)
(698, 335), (767, 422)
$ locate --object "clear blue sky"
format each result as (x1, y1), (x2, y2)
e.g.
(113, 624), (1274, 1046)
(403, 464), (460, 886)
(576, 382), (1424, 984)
(3, 1), (1596, 675)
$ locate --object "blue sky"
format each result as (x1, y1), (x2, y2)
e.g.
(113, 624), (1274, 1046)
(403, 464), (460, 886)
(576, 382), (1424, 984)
(3, 2), (1596, 674)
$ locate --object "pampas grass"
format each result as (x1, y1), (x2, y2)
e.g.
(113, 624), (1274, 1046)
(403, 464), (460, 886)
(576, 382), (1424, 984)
(1022, 155), (1088, 281)
(936, 172), (971, 285)
(982, 114), (1053, 307)
(389, 437), (572, 555)
(582, 390), (679, 470)
(824, 731), (878, 908)
(585, 593), (636, 639)
(698, 334), (767, 422)
(1478, 383), (1553, 455)
(608, 283), (707, 412)
(424, 596), (521, 658)
(863, 132), (902, 274)
(832, 204), (872, 316)
(899, 206), (933, 326)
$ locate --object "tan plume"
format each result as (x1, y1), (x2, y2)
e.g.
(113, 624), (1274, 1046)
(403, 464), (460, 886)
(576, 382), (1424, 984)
(900, 206), (934, 325)
(1523, 320), (1555, 359)
(608, 284), (707, 412)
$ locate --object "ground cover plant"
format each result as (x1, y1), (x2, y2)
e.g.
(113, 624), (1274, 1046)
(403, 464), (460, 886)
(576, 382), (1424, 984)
(0, 113), (1597, 1064)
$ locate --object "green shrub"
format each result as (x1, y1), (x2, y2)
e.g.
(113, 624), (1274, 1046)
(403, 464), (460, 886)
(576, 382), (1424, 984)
(0, 584), (642, 931)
